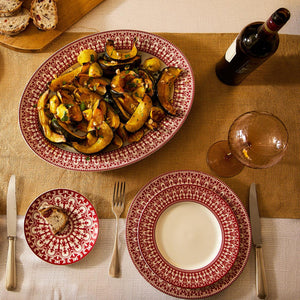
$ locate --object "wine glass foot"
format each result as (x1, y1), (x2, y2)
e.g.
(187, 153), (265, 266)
(207, 140), (244, 178)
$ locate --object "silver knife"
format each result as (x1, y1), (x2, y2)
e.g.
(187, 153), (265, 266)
(249, 183), (267, 299)
(6, 175), (17, 290)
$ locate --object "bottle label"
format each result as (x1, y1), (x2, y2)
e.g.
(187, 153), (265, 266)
(236, 60), (264, 74)
(225, 37), (237, 63)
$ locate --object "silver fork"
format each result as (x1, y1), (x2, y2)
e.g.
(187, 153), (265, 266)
(109, 182), (126, 277)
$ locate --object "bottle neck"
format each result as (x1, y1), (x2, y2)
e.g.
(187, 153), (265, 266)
(264, 8), (290, 33)
(256, 8), (290, 40)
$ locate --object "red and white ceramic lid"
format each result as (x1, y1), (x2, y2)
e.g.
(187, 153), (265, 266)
(126, 170), (251, 299)
(24, 189), (99, 265)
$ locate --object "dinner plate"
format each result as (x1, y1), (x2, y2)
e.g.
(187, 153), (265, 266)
(24, 189), (99, 265)
(137, 184), (240, 288)
(19, 30), (194, 171)
(126, 170), (251, 299)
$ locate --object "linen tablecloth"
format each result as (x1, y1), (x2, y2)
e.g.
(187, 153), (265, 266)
(0, 216), (299, 300)
(0, 31), (299, 299)
(0, 32), (299, 219)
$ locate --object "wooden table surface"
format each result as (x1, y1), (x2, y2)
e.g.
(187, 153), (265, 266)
(0, 32), (299, 219)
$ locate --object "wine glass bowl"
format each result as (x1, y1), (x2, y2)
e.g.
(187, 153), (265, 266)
(228, 111), (288, 168)
(207, 111), (288, 177)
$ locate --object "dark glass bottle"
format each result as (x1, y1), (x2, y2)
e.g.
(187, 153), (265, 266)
(215, 8), (290, 85)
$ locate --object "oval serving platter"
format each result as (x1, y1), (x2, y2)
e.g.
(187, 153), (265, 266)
(19, 30), (194, 171)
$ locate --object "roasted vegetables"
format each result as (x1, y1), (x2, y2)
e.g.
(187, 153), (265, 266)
(105, 38), (138, 61)
(37, 39), (183, 154)
(37, 90), (66, 144)
(99, 55), (141, 77)
(156, 67), (182, 116)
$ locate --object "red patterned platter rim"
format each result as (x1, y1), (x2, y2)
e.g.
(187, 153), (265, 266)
(137, 184), (240, 288)
(18, 30), (194, 171)
(24, 189), (99, 265)
(126, 170), (251, 299)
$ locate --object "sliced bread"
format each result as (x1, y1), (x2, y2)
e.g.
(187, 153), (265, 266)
(30, 0), (58, 31)
(0, 7), (30, 36)
(0, 0), (23, 17)
(39, 205), (69, 235)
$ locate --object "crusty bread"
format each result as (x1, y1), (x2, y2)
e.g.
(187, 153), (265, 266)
(0, 7), (30, 36)
(0, 0), (23, 17)
(30, 0), (58, 31)
(39, 205), (69, 235)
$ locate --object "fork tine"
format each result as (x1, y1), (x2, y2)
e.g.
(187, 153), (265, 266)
(120, 182), (125, 205)
(113, 182), (117, 204)
(113, 182), (126, 206)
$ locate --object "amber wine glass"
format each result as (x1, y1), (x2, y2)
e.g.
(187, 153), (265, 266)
(207, 111), (288, 177)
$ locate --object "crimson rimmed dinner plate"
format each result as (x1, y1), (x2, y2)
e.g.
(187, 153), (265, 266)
(24, 189), (99, 265)
(19, 29), (194, 171)
(126, 170), (251, 299)
(137, 184), (240, 288)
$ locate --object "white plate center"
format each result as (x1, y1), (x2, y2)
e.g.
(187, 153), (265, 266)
(155, 201), (223, 270)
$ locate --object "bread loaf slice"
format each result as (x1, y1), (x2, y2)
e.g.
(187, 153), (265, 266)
(0, 0), (23, 17)
(30, 0), (58, 30)
(0, 7), (30, 36)
(39, 205), (69, 235)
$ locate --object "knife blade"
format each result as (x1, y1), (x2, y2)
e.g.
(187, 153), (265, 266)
(6, 174), (16, 290)
(249, 183), (267, 299)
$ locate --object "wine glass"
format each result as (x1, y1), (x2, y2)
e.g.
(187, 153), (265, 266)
(207, 111), (288, 177)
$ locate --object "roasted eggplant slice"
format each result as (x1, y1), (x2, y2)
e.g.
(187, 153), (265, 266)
(72, 121), (114, 154)
(98, 55), (141, 77)
(51, 118), (87, 142)
(37, 90), (66, 143)
(156, 67), (182, 116)
(125, 94), (152, 132)
(105, 38), (138, 61)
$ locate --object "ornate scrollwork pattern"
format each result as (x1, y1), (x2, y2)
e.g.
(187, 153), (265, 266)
(24, 189), (99, 265)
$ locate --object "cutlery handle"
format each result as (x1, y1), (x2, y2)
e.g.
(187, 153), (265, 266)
(256, 246), (267, 299)
(6, 237), (16, 290)
(109, 219), (120, 277)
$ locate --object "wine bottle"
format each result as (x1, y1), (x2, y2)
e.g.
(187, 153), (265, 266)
(215, 8), (290, 85)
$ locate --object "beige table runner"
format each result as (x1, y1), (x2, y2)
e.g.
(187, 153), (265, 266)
(0, 32), (299, 218)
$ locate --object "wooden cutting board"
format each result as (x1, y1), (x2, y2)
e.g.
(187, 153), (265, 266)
(0, 0), (105, 51)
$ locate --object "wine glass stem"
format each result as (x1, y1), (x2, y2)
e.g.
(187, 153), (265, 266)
(225, 152), (232, 160)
